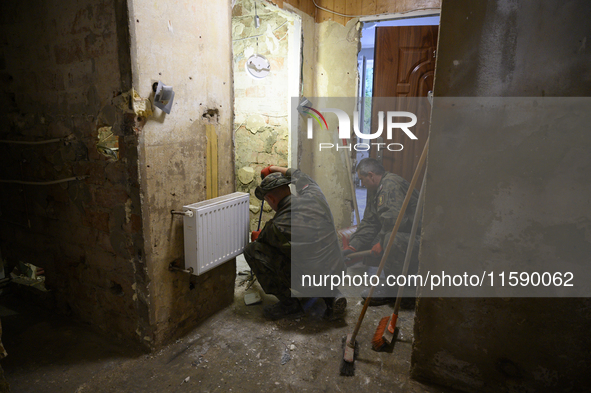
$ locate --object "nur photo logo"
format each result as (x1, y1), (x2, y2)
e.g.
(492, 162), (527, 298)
(297, 98), (420, 152)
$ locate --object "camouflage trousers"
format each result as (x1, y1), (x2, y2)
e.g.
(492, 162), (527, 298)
(366, 232), (421, 277)
(243, 242), (292, 302)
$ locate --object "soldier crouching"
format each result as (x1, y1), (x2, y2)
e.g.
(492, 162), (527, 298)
(244, 165), (346, 320)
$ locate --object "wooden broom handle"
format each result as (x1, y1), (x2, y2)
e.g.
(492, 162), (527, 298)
(346, 250), (372, 259)
(350, 138), (430, 344)
(392, 173), (427, 320)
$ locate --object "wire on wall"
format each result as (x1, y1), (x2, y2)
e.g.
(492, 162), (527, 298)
(0, 135), (74, 145)
(0, 176), (88, 186)
(311, 0), (440, 18)
(232, 20), (289, 42)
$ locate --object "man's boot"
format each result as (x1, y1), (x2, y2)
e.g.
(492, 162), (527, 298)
(323, 290), (347, 320)
(263, 298), (304, 320)
(360, 286), (395, 306)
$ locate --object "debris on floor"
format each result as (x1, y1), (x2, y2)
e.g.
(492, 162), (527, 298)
(244, 289), (262, 305)
(10, 262), (47, 291)
(0, 260), (455, 393)
(280, 348), (291, 365)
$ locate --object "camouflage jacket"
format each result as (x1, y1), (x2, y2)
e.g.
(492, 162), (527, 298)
(349, 172), (420, 251)
(256, 169), (343, 274)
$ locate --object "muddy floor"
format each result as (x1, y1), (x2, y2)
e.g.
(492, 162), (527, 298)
(1, 261), (455, 393)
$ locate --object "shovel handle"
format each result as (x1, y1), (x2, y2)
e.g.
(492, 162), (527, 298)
(350, 138), (430, 344)
(257, 200), (264, 231)
(346, 250), (372, 259)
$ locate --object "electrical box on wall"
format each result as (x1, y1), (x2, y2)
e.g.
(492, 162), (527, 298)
(153, 81), (175, 114)
(245, 54), (270, 79)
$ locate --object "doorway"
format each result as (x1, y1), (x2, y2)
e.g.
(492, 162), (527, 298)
(231, 0), (302, 231)
(355, 16), (440, 219)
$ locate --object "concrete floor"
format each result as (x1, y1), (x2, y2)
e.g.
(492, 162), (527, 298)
(0, 257), (455, 393)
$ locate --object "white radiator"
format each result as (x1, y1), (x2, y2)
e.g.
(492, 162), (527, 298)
(183, 192), (250, 275)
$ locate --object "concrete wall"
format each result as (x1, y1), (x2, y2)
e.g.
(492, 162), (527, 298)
(301, 19), (361, 230)
(0, 0), (146, 342)
(128, 0), (235, 346)
(291, 0), (441, 230)
(232, 0), (293, 230)
(412, 1), (591, 391)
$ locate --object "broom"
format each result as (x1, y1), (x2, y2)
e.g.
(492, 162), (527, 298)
(340, 138), (430, 376)
(372, 172), (427, 351)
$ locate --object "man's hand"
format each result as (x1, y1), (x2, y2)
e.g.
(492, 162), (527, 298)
(261, 165), (273, 179)
(342, 246), (356, 260)
(251, 230), (262, 242)
(261, 165), (289, 179)
(370, 242), (383, 256)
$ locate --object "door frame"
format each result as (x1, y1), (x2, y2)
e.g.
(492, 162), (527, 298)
(355, 12), (440, 185)
(359, 9), (440, 23)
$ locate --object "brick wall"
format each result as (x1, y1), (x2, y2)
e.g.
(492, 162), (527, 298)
(0, 0), (148, 344)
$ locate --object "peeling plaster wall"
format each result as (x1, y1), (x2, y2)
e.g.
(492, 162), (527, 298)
(299, 19), (360, 231)
(237, 1), (444, 231)
(232, 0), (293, 229)
(0, 0), (145, 343)
(276, 1), (442, 232)
(291, 6), (316, 101)
(233, 0), (361, 231)
(128, 0), (235, 346)
(412, 1), (591, 391)
(284, 1), (316, 177)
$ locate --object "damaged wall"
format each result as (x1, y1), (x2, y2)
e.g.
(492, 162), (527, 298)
(0, 0), (147, 342)
(127, 0), (235, 346)
(298, 18), (361, 231)
(412, 1), (591, 392)
(240, 0), (442, 231)
(232, 0), (293, 229)
(247, 0), (360, 231)
(287, 0), (441, 230)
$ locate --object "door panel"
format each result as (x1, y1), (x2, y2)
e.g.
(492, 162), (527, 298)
(370, 25), (438, 186)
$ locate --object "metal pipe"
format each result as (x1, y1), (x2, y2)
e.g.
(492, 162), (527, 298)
(257, 200), (264, 230)
(168, 262), (193, 274)
(0, 175), (88, 185)
(171, 210), (193, 217)
(0, 135), (74, 145)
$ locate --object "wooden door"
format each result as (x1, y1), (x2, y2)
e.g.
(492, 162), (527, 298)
(370, 25), (438, 186)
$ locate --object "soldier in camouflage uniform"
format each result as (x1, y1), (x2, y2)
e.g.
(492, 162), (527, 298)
(244, 166), (346, 320)
(343, 158), (420, 306)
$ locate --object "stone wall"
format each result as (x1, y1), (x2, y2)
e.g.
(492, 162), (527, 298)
(411, 1), (591, 391)
(0, 0), (146, 342)
(232, 0), (293, 229)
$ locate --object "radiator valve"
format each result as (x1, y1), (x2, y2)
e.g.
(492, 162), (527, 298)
(171, 210), (193, 217)
(169, 261), (194, 274)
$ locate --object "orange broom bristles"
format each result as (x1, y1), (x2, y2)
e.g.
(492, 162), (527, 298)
(371, 316), (390, 351)
(372, 313), (400, 352)
(388, 314), (398, 334)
